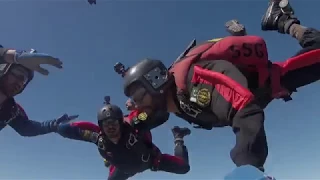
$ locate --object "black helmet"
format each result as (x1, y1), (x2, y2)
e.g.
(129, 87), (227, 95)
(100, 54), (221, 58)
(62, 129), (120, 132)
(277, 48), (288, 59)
(114, 59), (172, 98)
(97, 96), (124, 128)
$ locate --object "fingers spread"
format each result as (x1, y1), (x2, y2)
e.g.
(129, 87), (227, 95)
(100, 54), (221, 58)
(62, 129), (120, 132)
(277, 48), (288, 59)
(35, 66), (49, 76)
(41, 57), (63, 69)
(68, 115), (79, 120)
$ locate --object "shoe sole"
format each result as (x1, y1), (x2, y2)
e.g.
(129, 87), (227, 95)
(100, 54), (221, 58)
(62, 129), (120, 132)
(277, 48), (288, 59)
(280, 0), (294, 14)
(225, 19), (246, 36)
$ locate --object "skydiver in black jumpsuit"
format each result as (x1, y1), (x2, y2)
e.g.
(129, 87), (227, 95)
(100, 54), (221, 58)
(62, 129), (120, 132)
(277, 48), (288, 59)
(57, 98), (190, 180)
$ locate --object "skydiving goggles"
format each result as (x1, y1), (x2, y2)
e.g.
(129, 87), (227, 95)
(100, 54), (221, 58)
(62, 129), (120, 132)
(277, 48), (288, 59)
(100, 118), (121, 127)
(129, 87), (147, 105)
(0, 63), (31, 86)
(8, 66), (30, 85)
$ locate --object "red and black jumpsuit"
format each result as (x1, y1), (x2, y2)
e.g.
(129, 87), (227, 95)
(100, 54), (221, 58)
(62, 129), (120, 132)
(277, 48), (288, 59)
(170, 28), (320, 170)
(57, 110), (190, 180)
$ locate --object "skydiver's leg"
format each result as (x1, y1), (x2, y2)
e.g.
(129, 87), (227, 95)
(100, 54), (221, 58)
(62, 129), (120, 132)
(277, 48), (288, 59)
(211, 61), (268, 170)
(261, 0), (302, 37)
(155, 127), (190, 174)
(281, 15), (320, 90)
(198, 60), (268, 171)
(262, 0), (320, 91)
(230, 103), (268, 172)
(261, 0), (320, 50)
(107, 166), (134, 180)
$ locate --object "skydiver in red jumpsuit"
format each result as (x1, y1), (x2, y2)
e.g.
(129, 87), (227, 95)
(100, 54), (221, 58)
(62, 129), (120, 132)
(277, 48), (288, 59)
(57, 96), (190, 180)
(114, 0), (320, 172)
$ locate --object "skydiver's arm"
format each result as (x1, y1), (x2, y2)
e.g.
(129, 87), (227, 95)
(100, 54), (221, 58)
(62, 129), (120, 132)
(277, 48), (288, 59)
(9, 104), (61, 137)
(125, 110), (169, 131)
(9, 117), (60, 137)
(57, 121), (101, 144)
(124, 110), (138, 125)
(146, 111), (169, 130)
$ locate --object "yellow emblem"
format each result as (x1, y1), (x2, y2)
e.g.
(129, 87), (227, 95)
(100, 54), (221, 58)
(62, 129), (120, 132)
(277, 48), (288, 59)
(137, 112), (148, 121)
(196, 88), (211, 107)
(82, 130), (91, 139)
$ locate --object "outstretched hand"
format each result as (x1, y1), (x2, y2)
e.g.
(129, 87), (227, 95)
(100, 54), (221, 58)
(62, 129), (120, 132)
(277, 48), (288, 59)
(14, 50), (63, 75)
(56, 114), (79, 125)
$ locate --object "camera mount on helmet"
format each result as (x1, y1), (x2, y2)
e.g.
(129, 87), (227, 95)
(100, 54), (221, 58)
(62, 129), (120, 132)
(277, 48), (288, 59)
(114, 62), (129, 77)
(104, 96), (111, 105)
(114, 59), (172, 98)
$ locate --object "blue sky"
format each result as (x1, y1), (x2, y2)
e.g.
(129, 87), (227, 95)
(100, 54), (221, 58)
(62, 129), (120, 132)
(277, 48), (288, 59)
(0, 0), (320, 179)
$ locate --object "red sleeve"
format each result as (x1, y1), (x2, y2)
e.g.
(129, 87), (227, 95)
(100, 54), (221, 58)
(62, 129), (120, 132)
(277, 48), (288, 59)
(70, 121), (100, 133)
(125, 110), (153, 142)
(109, 165), (116, 177)
(124, 110), (139, 124)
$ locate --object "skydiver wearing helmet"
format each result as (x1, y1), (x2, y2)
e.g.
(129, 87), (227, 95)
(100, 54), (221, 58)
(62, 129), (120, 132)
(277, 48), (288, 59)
(0, 45), (78, 136)
(116, 0), (320, 172)
(57, 96), (191, 180)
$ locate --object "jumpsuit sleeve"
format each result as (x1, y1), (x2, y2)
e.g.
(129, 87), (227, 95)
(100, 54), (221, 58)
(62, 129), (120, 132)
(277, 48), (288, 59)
(57, 121), (101, 143)
(9, 117), (56, 137)
(125, 110), (169, 131)
(145, 111), (169, 130)
(123, 110), (140, 125)
(8, 104), (58, 137)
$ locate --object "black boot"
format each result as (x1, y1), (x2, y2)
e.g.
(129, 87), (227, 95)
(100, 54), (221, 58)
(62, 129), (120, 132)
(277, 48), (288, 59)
(261, 0), (300, 34)
(172, 126), (191, 145)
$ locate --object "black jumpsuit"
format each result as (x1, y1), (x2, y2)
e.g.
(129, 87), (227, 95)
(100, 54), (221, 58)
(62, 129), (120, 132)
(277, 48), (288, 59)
(58, 116), (190, 180)
(173, 28), (320, 169)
